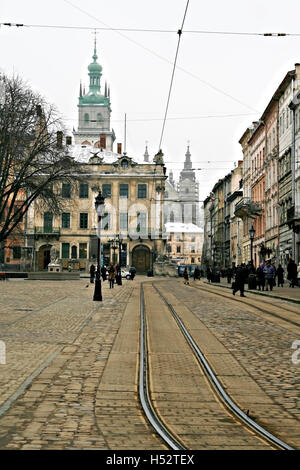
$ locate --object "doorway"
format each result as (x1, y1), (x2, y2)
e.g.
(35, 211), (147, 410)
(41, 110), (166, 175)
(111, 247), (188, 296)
(132, 245), (150, 273)
(37, 245), (52, 270)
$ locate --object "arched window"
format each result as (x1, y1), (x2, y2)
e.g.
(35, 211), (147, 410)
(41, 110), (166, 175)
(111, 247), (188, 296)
(84, 113), (89, 122)
(97, 113), (103, 122)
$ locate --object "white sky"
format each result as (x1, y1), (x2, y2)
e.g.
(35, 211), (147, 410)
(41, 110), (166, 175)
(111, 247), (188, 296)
(2, 0), (300, 202)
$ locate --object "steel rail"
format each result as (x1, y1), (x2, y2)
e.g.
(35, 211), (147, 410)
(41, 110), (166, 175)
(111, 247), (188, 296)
(152, 282), (295, 451)
(139, 284), (186, 450)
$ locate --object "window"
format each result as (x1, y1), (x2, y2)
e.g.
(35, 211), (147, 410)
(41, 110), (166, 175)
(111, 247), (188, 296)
(84, 113), (89, 122)
(61, 243), (70, 259)
(80, 213), (88, 229)
(137, 212), (147, 233)
(97, 113), (103, 122)
(120, 184), (129, 198)
(43, 212), (53, 232)
(102, 184), (111, 198)
(79, 183), (89, 198)
(120, 213), (128, 230)
(102, 213), (110, 230)
(71, 245), (77, 259)
(137, 184), (147, 198)
(79, 243), (87, 259)
(121, 159), (128, 169)
(62, 183), (71, 198)
(12, 246), (22, 259)
(176, 246), (181, 253)
(62, 213), (70, 229)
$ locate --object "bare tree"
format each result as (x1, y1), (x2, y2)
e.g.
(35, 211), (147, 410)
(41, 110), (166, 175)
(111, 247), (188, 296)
(0, 73), (83, 244)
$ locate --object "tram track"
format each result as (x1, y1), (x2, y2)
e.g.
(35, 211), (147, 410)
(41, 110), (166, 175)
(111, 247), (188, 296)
(139, 281), (295, 450)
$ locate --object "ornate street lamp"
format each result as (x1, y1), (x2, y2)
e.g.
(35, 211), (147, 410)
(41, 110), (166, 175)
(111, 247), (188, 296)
(249, 224), (256, 266)
(93, 191), (105, 302)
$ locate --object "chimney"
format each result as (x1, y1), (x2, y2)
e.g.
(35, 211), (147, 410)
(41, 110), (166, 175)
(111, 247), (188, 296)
(66, 136), (72, 146)
(57, 131), (63, 149)
(100, 134), (106, 149)
(117, 143), (122, 154)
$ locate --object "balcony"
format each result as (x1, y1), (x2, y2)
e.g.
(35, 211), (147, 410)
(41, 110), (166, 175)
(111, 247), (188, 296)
(234, 197), (262, 218)
(34, 226), (61, 239)
(287, 206), (300, 233)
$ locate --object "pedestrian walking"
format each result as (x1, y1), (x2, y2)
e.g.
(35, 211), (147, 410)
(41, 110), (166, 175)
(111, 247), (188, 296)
(101, 265), (107, 281)
(108, 263), (116, 289)
(193, 266), (200, 281)
(129, 266), (136, 280)
(207, 267), (212, 283)
(276, 264), (284, 287)
(226, 267), (233, 284)
(232, 264), (247, 297)
(287, 259), (297, 288)
(263, 260), (276, 291)
(116, 264), (122, 286)
(89, 263), (96, 284)
(256, 264), (265, 291)
(183, 267), (189, 285)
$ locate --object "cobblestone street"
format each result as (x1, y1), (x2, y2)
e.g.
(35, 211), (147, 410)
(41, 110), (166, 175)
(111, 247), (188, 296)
(0, 277), (300, 450)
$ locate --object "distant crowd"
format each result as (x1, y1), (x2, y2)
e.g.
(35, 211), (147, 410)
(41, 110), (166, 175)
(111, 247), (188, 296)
(205, 259), (300, 297)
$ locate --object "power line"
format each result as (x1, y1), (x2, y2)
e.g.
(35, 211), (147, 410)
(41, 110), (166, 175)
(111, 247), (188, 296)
(158, 0), (190, 151)
(66, 112), (256, 123)
(1, 3), (260, 114)
(1, 22), (299, 36)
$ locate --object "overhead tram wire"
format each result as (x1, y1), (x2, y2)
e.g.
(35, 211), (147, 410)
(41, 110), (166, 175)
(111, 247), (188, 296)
(158, 0), (190, 152)
(1, 22), (299, 36)
(2, 1), (260, 114)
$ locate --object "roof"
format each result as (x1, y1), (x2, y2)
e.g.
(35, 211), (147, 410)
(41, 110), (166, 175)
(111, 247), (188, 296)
(165, 222), (203, 234)
(68, 144), (152, 165)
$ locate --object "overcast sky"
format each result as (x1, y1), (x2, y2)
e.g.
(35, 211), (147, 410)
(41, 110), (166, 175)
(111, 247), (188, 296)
(2, 0), (300, 202)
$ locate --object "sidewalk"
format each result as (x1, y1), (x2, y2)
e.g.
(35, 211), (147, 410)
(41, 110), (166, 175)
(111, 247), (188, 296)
(203, 277), (300, 304)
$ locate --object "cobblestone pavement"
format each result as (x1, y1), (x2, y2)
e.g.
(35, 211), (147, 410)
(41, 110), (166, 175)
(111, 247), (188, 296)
(0, 277), (163, 450)
(157, 279), (300, 449)
(1, 277), (300, 450)
(206, 277), (300, 303)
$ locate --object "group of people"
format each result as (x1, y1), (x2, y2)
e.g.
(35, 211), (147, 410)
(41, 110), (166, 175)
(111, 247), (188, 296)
(89, 263), (136, 289)
(183, 266), (203, 285)
(226, 258), (300, 297)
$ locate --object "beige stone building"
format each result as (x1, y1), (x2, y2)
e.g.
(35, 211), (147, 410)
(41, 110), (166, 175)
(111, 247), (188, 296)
(165, 222), (203, 265)
(25, 42), (167, 274)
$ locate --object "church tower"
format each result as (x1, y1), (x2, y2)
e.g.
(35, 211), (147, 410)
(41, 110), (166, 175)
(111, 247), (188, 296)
(73, 39), (116, 149)
(178, 145), (199, 225)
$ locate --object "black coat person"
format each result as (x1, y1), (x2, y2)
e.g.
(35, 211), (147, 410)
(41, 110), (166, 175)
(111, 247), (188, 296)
(276, 265), (284, 287)
(193, 267), (200, 280)
(256, 266), (265, 291)
(232, 265), (247, 297)
(129, 266), (136, 280)
(101, 266), (107, 281)
(287, 259), (297, 287)
(116, 265), (122, 285)
(90, 264), (96, 283)
(227, 267), (233, 284)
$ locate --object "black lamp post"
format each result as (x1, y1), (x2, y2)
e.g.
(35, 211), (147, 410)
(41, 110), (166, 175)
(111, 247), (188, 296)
(93, 191), (105, 302)
(249, 224), (256, 266)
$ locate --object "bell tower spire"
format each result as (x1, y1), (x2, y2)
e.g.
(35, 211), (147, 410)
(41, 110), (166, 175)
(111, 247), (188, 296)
(88, 33), (102, 94)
